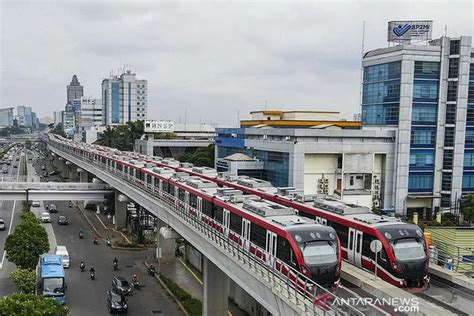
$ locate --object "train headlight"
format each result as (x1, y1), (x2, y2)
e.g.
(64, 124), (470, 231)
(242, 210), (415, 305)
(329, 233), (336, 240)
(391, 261), (402, 273)
(384, 232), (392, 240)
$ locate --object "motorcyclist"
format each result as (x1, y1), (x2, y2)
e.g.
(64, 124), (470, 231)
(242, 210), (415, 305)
(90, 266), (95, 273)
(106, 236), (111, 246)
(132, 274), (138, 283)
(113, 257), (118, 270)
(93, 236), (98, 244)
(79, 229), (84, 238)
(80, 260), (85, 271)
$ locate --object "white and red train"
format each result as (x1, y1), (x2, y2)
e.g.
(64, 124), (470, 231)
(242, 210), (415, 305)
(48, 135), (342, 287)
(47, 134), (429, 291)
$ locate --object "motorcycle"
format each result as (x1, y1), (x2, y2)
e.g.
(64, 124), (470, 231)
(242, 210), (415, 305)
(93, 237), (98, 245)
(106, 238), (111, 247)
(132, 280), (140, 290)
(80, 263), (85, 272)
(69, 202), (72, 208)
(148, 265), (156, 277)
(79, 231), (84, 239)
(113, 261), (118, 271)
(90, 271), (95, 280)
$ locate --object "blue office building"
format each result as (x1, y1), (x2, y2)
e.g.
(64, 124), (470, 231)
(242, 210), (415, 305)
(362, 35), (473, 216)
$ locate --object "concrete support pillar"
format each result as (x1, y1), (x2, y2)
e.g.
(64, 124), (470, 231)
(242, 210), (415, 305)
(114, 191), (128, 229)
(157, 222), (177, 263)
(203, 257), (229, 316)
(65, 161), (72, 179)
(78, 168), (88, 183)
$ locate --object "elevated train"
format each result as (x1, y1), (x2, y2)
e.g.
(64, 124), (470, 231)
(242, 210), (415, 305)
(47, 134), (429, 291)
(134, 154), (429, 291)
(47, 135), (342, 287)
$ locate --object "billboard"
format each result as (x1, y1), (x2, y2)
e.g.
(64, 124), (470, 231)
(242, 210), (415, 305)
(144, 120), (174, 133)
(388, 20), (433, 43)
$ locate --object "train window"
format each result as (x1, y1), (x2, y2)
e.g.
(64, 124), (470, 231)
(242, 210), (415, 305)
(277, 236), (291, 263)
(214, 206), (223, 223)
(202, 200), (213, 217)
(349, 231), (354, 250)
(178, 189), (186, 202)
(162, 182), (169, 193)
(250, 224), (266, 248)
(229, 213), (242, 233)
(362, 235), (376, 260)
(331, 222), (348, 249)
(169, 184), (175, 194)
(299, 210), (315, 220)
(189, 194), (197, 208)
(356, 234), (361, 253)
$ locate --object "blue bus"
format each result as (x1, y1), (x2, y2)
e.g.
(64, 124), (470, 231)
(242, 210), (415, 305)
(38, 254), (66, 304)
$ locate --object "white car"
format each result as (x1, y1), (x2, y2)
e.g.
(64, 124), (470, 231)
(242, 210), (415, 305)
(41, 212), (51, 223)
(32, 201), (41, 207)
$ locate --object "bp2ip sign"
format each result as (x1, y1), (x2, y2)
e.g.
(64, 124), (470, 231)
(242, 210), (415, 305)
(144, 120), (175, 133)
(388, 20), (433, 43)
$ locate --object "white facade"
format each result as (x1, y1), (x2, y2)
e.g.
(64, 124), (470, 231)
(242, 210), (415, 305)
(77, 97), (102, 130)
(102, 70), (147, 126)
(16, 106), (32, 127)
(53, 111), (62, 126)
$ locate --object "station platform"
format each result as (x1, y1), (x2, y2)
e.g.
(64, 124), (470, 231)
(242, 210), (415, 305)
(341, 262), (457, 316)
(429, 264), (474, 291)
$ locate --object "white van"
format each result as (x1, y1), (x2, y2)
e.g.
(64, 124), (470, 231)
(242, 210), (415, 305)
(55, 246), (70, 268)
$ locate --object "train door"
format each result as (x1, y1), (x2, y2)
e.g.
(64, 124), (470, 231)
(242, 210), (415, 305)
(223, 209), (230, 237)
(158, 179), (163, 196)
(241, 219), (251, 251)
(174, 187), (179, 207)
(197, 197), (202, 213)
(265, 231), (277, 267)
(184, 192), (190, 211)
(348, 228), (363, 267)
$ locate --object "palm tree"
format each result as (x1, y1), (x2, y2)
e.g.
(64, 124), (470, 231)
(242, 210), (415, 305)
(95, 126), (118, 148)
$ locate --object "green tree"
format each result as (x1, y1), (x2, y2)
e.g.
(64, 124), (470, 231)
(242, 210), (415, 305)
(20, 211), (39, 223)
(95, 120), (144, 151)
(10, 268), (37, 294)
(0, 293), (69, 316)
(178, 145), (215, 168)
(50, 123), (66, 138)
(5, 220), (49, 270)
(461, 194), (474, 223)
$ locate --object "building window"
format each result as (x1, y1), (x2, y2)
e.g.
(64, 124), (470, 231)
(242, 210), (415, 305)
(443, 150), (453, 170)
(450, 40), (460, 55)
(447, 81), (458, 102)
(442, 173), (452, 191)
(444, 127), (455, 147)
(363, 62), (401, 82)
(409, 150), (434, 169)
(362, 103), (399, 125)
(413, 80), (438, 101)
(445, 104), (457, 124)
(362, 81), (401, 104)
(463, 173), (474, 191)
(411, 129), (436, 146)
(441, 194), (451, 207)
(408, 173), (433, 192)
(111, 82), (120, 124)
(448, 58), (459, 78)
(412, 104), (437, 124)
(466, 129), (474, 147)
(464, 151), (474, 168)
(414, 61), (440, 79)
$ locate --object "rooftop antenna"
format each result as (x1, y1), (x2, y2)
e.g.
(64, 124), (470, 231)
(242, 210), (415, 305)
(184, 104), (188, 131)
(444, 25), (448, 37)
(237, 109), (240, 127)
(265, 99), (267, 110)
(358, 20), (366, 122)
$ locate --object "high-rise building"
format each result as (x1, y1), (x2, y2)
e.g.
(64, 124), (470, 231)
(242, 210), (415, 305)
(16, 106), (32, 127)
(67, 75), (84, 105)
(62, 103), (75, 129)
(362, 35), (473, 216)
(53, 111), (63, 126)
(0, 107), (14, 128)
(76, 97), (102, 130)
(102, 70), (147, 125)
(31, 112), (38, 129)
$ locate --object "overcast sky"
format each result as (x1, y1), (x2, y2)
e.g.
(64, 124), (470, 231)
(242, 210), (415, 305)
(1, 0), (472, 125)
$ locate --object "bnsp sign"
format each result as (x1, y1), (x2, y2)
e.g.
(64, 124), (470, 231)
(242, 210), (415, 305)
(144, 121), (175, 133)
(388, 21), (433, 43)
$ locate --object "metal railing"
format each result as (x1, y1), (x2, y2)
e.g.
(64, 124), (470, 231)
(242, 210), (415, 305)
(0, 181), (111, 191)
(430, 239), (474, 276)
(49, 142), (365, 315)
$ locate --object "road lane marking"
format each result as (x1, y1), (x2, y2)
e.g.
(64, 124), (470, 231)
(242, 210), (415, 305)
(0, 150), (21, 270)
(179, 258), (203, 285)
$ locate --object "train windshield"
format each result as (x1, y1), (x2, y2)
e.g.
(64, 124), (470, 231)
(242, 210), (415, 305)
(392, 238), (425, 261)
(302, 241), (337, 266)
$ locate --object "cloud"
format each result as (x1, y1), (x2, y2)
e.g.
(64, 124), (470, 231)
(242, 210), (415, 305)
(1, 0), (472, 125)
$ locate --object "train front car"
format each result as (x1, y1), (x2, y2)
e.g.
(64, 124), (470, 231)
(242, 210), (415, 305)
(287, 224), (341, 287)
(376, 224), (429, 292)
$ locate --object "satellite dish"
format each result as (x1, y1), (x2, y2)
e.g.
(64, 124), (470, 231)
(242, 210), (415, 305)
(370, 240), (382, 253)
